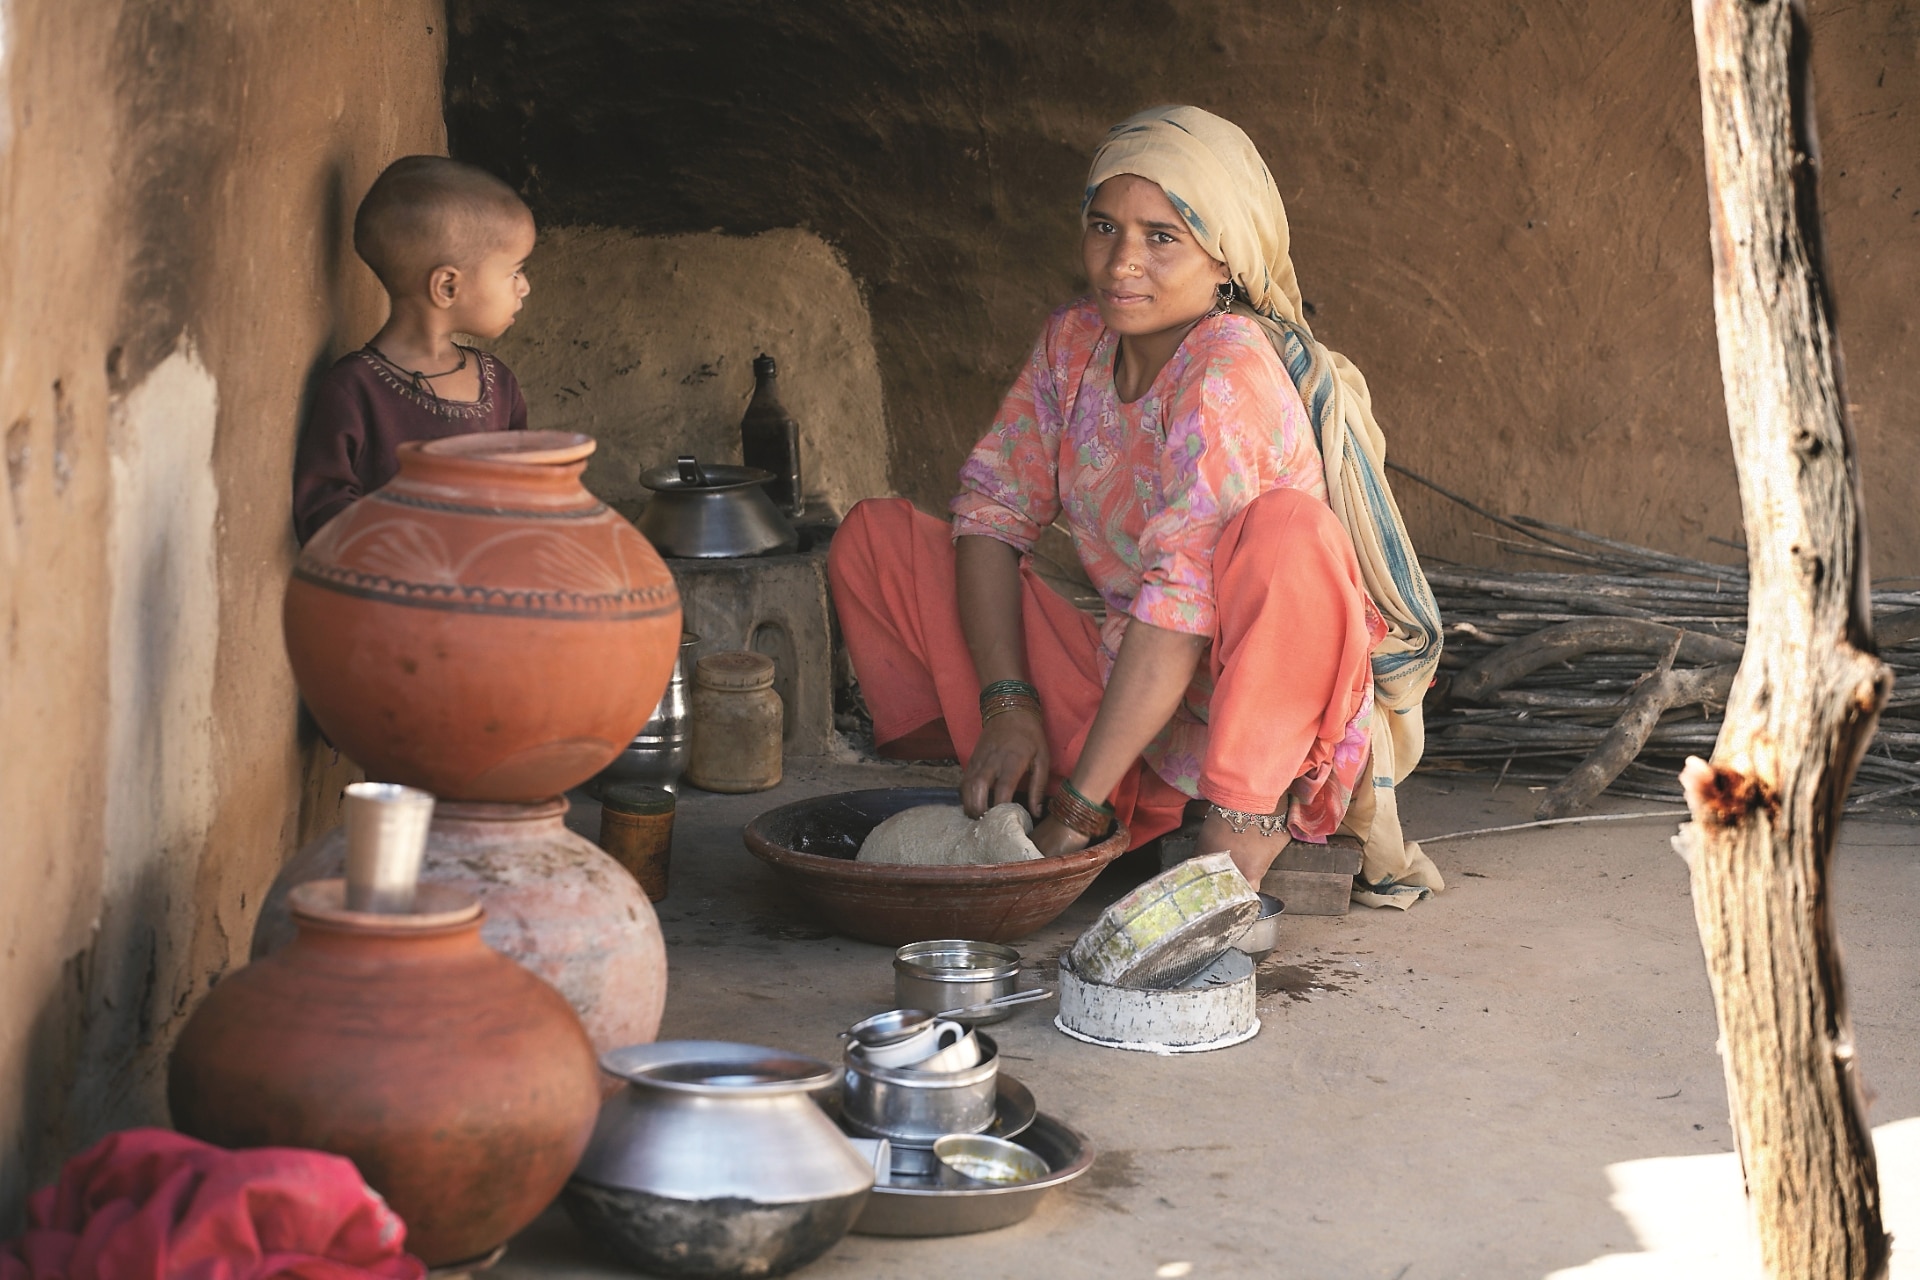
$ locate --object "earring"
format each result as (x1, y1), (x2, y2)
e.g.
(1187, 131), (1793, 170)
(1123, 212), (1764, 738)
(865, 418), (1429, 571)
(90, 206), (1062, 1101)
(1210, 281), (1235, 316)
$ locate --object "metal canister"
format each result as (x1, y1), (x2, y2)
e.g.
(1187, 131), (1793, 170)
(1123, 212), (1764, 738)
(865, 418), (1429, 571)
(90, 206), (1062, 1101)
(598, 783), (675, 902)
(597, 633), (699, 793)
(686, 651), (783, 793)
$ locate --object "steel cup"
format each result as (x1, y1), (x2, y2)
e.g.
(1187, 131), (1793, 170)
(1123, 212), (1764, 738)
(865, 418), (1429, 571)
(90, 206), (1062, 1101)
(342, 782), (435, 913)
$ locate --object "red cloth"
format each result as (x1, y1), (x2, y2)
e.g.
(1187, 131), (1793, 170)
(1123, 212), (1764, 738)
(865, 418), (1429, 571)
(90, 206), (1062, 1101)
(0, 1130), (425, 1280)
(827, 493), (1376, 848)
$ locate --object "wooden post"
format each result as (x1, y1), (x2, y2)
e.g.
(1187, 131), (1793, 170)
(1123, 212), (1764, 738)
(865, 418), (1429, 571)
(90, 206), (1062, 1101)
(1681, 2), (1891, 1276)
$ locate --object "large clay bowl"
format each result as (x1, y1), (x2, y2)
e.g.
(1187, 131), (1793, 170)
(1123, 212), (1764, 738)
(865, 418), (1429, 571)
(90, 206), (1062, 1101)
(742, 788), (1128, 945)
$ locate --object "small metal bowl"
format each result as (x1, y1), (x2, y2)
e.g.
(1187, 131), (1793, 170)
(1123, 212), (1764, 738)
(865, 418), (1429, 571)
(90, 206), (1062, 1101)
(933, 1134), (1050, 1188)
(844, 1008), (938, 1050)
(894, 940), (1022, 1023)
(1230, 892), (1286, 959)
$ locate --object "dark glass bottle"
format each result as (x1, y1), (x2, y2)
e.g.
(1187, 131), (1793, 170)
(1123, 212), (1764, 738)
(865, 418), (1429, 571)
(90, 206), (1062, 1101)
(740, 354), (803, 516)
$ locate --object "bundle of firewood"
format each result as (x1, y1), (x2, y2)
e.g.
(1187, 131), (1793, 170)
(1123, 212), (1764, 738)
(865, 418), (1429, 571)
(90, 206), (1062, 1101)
(1408, 481), (1920, 818)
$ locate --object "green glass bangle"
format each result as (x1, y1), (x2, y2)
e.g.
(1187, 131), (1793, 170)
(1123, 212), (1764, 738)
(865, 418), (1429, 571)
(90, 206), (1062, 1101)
(979, 678), (1040, 707)
(1059, 777), (1114, 817)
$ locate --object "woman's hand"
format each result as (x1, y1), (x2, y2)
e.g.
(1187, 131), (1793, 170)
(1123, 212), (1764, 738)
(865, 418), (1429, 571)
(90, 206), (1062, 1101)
(1030, 813), (1092, 859)
(960, 707), (1050, 819)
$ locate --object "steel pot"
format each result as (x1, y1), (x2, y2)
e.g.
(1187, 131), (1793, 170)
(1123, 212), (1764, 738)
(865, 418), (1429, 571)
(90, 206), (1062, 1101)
(596, 632), (700, 792)
(840, 1034), (1000, 1147)
(893, 940), (1022, 1024)
(636, 456), (798, 559)
(566, 1044), (873, 1278)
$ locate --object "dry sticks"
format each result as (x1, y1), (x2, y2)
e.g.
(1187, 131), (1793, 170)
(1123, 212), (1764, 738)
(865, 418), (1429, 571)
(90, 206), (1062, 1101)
(1403, 470), (1920, 819)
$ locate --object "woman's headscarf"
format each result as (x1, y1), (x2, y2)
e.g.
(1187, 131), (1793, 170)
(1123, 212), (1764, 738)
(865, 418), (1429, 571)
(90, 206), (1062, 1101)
(1086, 105), (1445, 900)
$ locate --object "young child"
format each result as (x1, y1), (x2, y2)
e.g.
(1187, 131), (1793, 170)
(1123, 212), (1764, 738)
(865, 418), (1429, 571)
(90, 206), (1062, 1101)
(292, 156), (535, 544)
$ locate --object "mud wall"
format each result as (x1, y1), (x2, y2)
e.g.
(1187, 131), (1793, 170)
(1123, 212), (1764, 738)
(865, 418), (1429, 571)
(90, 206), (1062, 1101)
(446, 0), (1920, 576)
(490, 226), (889, 519)
(0, 0), (445, 1224)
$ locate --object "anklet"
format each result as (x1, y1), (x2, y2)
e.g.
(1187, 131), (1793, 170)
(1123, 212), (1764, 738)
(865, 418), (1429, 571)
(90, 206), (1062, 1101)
(1210, 804), (1288, 839)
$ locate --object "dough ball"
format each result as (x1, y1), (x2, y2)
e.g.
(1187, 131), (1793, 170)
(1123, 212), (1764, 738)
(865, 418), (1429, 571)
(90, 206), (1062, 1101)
(856, 803), (1042, 866)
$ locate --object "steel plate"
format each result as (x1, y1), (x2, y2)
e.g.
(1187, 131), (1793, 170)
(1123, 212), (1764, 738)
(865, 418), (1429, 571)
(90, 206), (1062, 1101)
(850, 1113), (1092, 1237)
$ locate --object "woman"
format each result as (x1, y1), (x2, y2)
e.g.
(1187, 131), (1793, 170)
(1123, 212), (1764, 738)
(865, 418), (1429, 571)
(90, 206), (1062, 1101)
(829, 106), (1444, 898)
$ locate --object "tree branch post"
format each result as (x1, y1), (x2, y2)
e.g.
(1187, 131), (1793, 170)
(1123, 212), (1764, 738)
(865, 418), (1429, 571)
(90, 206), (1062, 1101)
(1682, 2), (1891, 1276)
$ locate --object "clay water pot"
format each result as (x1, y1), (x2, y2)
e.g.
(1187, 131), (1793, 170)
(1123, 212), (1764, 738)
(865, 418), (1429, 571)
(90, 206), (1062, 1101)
(286, 431), (682, 802)
(169, 880), (600, 1268)
(252, 797), (668, 1056)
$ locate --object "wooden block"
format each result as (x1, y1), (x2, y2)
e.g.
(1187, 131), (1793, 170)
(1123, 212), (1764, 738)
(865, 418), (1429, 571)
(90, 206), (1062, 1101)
(1260, 867), (1352, 916)
(1272, 834), (1363, 876)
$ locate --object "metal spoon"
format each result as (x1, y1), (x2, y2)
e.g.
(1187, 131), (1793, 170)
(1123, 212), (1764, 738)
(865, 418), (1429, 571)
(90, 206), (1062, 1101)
(942, 987), (1053, 1020)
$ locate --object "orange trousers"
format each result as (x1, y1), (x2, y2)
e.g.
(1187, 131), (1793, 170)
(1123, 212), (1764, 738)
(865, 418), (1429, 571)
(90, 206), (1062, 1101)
(826, 493), (1374, 849)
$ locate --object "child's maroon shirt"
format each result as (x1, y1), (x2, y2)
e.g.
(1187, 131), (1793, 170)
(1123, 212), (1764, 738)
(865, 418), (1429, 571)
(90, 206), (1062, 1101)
(292, 345), (528, 545)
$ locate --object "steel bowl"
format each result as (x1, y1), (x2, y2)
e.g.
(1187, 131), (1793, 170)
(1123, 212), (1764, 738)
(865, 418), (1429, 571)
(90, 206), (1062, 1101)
(742, 789), (1128, 945)
(894, 940), (1022, 1023)
(1230, 892), (1286, 958)
(934, 1134), (1051, 1187)
(851, 1113), (1093, 1237)
(843, 1008), (938, 1051)
(841, 1034), (1000, 1146)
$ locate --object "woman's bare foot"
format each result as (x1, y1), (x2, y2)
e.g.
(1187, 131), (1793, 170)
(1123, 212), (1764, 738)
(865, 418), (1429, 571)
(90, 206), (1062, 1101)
(1197, 808), (1290, 886)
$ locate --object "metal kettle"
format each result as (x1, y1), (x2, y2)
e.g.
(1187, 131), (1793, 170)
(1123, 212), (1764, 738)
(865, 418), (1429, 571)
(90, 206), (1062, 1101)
(634, 456), (798, 559)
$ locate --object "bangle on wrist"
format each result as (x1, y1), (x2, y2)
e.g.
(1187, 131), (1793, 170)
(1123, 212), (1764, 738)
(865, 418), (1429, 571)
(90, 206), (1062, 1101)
(1049, 779), (1114, 840)
(979, 678), (1039, 709)
(979, 678), (1041, 726)
(981, 697), (1041, 723)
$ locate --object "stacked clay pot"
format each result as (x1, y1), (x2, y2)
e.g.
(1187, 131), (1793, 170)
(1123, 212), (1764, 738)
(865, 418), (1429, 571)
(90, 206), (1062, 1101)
(253, 797), (668, 1054)
(285, 431), (682, 800)
(278, 430), (678, 1046)
(170, 881), (601, 1267)
(172, 430), (682, 1263)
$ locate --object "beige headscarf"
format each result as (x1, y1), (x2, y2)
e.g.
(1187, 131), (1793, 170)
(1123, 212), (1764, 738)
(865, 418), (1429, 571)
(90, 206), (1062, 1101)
(1087, 105), (1446, 902)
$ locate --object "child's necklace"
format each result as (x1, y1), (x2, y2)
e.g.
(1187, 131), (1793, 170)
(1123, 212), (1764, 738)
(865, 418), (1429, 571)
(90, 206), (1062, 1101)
(364, 342), (468, 399)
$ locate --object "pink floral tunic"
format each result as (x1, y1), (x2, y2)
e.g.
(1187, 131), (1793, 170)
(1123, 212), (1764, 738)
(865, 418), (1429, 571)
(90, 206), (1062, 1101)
(950, 298), (1377, 837)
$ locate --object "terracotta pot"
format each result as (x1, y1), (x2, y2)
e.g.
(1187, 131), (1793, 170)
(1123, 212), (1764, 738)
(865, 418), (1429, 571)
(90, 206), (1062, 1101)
(170, 881), (600, 1267)
(285, 431), (682, 802)
(742, 788), (1129, 945)
(253, 797), (668, 1055)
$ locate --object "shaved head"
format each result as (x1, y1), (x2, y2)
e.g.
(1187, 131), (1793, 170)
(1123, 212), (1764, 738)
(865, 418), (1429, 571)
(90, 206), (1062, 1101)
(353, 156), (532, 293)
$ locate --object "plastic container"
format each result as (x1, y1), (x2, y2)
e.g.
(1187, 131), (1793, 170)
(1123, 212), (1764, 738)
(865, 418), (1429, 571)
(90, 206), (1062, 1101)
(598, 782), (675, 902)
(687, 651), (783, 793)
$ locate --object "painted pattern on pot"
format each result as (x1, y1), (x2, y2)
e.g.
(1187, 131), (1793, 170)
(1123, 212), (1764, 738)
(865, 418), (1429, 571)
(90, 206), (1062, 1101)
(286, 431), (682, 802)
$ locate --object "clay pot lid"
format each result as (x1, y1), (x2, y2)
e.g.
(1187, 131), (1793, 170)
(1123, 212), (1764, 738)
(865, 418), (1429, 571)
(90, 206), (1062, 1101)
(289, 879), (483, 931)
(695, 651), (776, 690)
(420, 430), (596, 466)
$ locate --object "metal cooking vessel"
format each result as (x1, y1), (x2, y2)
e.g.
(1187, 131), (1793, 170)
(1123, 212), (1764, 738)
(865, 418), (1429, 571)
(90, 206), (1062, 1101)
(636, 456), (798, 559)
(596, 632), (699, 792)
(893, 940), (1022, 1024)
(840, 1034), (1000, 1147)
(566, 1045), (873, 1278)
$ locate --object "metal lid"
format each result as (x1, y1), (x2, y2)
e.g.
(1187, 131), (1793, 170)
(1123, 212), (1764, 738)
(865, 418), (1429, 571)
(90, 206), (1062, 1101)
(695, 650), (776, 690)
(600, 782), (676, 816)
(633, 1055), (839, 1097)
